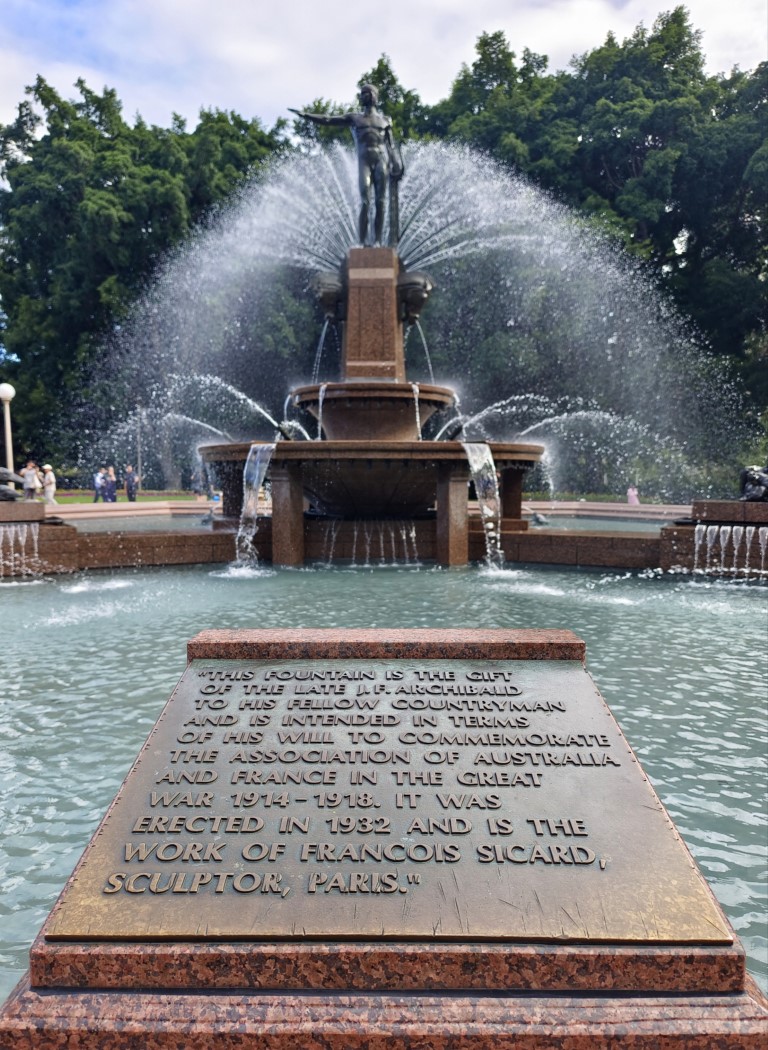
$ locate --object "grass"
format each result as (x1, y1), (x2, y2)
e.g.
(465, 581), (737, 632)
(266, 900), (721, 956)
(51, 490), (201, 504)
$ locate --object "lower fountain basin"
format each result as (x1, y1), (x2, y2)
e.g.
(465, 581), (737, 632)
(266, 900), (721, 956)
(201, 440), (544, 518)
(291, 382), (456, 442)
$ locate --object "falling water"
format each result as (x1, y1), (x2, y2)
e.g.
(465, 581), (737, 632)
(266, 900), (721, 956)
(312, 319), (330, 384)
(324, 520), (421, 566)
(411, 383), (422, 439)
(462, 443), (503, 567)
(322, 519), (340, 565)
(363, 522), (374, 566)
(731, 525), (744, 575)
(411, 321), (435, 383)
(705, 525), (719, 573)
(0, 523), (40, 578)
(719, 526), (732, 575)
(235, 443), (275, 564)
(316, 384), (328, 440)
(28, 522), (39, 565)
(744, 525), (756, 576)
(399, 523), (411, 564)
(0, 525), (11, 577)
(693, 523), (707, 572)
(759, 527), (768, 574)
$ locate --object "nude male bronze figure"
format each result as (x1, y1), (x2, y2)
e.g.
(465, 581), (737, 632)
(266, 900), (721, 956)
(290, 84), (403, 246)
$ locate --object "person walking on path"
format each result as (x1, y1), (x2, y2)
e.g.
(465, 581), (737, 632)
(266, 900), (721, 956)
(124, 465), (138, 502)
(627, 484), (640, 505)
(104, 466), (117, 502)
(20, 461), (41, 500)
(41, 464), (57, 504)
(93, 466), (106, 502)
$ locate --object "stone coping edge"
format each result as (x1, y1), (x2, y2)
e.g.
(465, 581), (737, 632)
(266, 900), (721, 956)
(29, 937), (746, 995)
(187, 628), (585, 663)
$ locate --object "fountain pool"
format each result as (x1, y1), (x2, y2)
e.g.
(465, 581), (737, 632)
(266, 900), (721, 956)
(0, 563), (765, 1000)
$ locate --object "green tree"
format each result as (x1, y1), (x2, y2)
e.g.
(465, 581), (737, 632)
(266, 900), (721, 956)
(420, 11), (765, 409)
(669, 63), (767, 403)
(0, 78), (285, 460)
(291, 56), (425, 149)
(424, 31), (555, 170)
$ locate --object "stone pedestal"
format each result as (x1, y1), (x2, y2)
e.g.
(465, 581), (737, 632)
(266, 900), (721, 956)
(343, 247), (404, 380)
(500, 465), (524, 521)
(436, 462), (469, 565)
(1, 628), (766, 1048)
(269, 462), (305, 566)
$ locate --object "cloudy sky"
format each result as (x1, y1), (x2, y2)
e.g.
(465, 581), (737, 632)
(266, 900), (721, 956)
(1, 0), (765, 130)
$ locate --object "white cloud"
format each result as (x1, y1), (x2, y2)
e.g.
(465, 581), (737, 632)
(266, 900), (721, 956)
(1, 0), (765, 130)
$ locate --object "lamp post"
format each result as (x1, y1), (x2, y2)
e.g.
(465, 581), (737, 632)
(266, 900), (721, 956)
(136, 407), (143, 493)
(0, 383), (16, 487)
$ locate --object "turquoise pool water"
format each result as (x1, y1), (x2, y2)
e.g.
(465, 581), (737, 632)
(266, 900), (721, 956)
(0, 562), (765, 999)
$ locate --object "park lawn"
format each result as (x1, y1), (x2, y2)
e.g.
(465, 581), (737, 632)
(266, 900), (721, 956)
(52, 491), (199, 504)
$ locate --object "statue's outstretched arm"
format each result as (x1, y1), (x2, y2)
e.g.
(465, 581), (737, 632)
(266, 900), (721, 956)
(288, 108), (350, 127)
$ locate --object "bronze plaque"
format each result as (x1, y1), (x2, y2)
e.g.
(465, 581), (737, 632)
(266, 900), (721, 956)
(46, 659), (732, 943)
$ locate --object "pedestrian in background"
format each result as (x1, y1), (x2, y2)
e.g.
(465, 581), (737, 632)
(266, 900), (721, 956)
(105, 465), (117, 502)
(93, 466), (106, 502)
(42, 464), (57, 504)
(124, 465), (138, 502)
(20, 461), (41, 500)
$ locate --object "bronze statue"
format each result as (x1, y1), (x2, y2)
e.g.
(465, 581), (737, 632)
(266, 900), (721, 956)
(290, 84), (403, 246)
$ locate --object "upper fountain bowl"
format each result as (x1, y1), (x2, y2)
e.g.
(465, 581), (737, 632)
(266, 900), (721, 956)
(291, 381), (456, 441)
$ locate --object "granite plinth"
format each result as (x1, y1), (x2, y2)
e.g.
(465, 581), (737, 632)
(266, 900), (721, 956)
(3, 975), (767, 1050)
(343, 246), (404, 381)
(0, 519), (669, 577)
(2, 629), (766, 1048)
(0, 526), (237, 578)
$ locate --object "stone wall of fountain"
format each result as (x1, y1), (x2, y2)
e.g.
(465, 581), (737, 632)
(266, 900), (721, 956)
(660, 499), (768, 577)
(0, 497), (45, 578)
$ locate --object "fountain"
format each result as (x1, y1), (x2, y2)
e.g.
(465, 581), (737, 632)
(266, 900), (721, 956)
(202, 240), (543, 565)
(67, 117), (748, 551)
(200, 89), (544, 566)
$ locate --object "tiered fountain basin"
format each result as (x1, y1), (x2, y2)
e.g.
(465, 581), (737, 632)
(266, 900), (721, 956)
(201, 439), (543, 519)
(200, 438), (544, 565)
(197, 245), (549, 564)
(291, 382), (456, 442)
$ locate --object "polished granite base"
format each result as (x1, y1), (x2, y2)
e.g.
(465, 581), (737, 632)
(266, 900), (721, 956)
(2, 630), (766, 1048)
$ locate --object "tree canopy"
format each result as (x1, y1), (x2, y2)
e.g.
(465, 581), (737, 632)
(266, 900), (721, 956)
(0, 77), (286, 455)
(1, 6), (765, 481)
